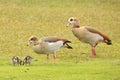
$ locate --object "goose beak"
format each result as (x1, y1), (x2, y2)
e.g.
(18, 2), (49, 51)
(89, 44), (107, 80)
(27, 44), (29, 46)
(66, 23), (71, 27)
(27, 42), (31, 46)
(27, 43), (29, 46)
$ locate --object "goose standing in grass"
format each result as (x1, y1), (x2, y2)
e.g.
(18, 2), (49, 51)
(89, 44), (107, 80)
(27, 36), (72, 64)
(66, 17), (112, 57)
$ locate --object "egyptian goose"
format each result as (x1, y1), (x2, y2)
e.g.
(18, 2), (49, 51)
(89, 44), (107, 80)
(27, 36), (72, 64)
(12, 56), (22, 66)
(23, 56), (33, 65)
(66, 17), (112, 57)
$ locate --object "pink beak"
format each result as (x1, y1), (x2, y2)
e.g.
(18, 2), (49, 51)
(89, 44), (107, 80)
(66, 23), (71, 27)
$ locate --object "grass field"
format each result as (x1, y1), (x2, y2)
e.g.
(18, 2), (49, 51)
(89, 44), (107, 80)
(0, 0), (120, 80)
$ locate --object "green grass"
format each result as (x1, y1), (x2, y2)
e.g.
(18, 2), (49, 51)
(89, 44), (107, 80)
(0, 0), (120, 80)
(0, 59), (120, 80)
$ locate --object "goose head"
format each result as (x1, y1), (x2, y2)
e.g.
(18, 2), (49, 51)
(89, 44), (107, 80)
(66, 17), (79, 28)
(27, 36), (39, 46)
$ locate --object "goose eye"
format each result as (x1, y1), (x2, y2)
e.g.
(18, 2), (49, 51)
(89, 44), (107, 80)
(31, 37), (35, 40)
(70, 18), (73, 21)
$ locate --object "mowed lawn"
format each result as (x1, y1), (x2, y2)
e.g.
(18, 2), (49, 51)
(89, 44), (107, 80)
(0, 0), (120, 80)
(0, 60), (120, 80)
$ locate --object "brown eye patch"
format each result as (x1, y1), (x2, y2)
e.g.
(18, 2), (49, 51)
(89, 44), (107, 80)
(30, 38), (34, 40)
(30, 37), (37, 41)
(70, 18), (73, 21)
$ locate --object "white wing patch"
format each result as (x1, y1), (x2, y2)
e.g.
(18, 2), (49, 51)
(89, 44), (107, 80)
(48, 42), (54, 45)
(47, 41), (64, 52)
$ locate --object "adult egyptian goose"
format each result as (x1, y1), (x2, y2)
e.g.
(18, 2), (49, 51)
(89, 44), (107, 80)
(66, 17), (112, 57)
(27, 36), (72, 64)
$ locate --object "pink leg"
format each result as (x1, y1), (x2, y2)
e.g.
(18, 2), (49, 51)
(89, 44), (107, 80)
(53, 52), (56, 64)
(92, 46), (96, 57)
(46, 54), (49, 64)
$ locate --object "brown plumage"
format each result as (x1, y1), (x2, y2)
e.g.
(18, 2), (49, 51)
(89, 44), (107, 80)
(41, 36), (70, 42)
(85, 27), (111, 45)
(67, 17), (112, 56)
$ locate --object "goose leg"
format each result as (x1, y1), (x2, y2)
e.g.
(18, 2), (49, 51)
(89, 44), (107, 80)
(46, 54), (49, 64)
(53, 52), (56, 64)
(92, 46), (96, 57)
